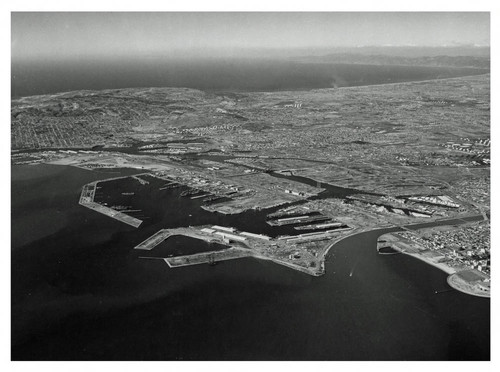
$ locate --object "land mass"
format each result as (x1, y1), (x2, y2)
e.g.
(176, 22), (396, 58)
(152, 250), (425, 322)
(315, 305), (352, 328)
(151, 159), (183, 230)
(11, 73), (490, 295)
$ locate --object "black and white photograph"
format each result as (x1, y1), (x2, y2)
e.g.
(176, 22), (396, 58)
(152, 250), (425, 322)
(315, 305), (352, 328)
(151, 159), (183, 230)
(7, 2), (494, 364)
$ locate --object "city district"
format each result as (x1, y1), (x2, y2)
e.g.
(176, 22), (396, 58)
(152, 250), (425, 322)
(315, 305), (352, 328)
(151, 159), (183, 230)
(12, 74), (490, 297)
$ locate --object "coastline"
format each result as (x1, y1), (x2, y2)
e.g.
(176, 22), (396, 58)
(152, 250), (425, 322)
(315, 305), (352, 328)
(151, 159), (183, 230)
(377, 232), (490, 298)
(395, 248), (456, 275)
(11, 71), (489, 100)
(447, 273), (490, 298)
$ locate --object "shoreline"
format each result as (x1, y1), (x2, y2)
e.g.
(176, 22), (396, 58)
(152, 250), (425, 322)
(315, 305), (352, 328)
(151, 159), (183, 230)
(377, 232), (490, 298)
(18, 162), (486, 283)
(447, 273), (490, 298)
(395, 248), (456, 275)
(11, 72), (489, 100)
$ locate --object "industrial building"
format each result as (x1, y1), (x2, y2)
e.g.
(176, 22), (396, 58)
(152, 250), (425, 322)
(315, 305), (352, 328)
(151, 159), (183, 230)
(212, 225), (237, 233)
(213, 231), (247, 242)
(240, 231), (272, 241)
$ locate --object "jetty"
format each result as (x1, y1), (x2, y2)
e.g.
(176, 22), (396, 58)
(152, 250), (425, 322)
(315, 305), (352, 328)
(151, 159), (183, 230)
(79, 181), (143, 228)
(135, 230), (172, 250)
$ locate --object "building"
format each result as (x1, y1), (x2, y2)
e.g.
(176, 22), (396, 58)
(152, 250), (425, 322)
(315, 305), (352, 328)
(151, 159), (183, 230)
(214, 231), (247, 242)
(240, 231), (272, 241)
(212, 225), (236, 233)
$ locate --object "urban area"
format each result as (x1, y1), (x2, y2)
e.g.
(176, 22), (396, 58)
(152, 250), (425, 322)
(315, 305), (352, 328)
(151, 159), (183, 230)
(12, 74), (490, 296)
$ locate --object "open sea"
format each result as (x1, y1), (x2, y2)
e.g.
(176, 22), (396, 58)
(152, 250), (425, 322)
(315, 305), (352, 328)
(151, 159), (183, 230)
(11, 164), (490, 360)
(11, 58), (488, 98)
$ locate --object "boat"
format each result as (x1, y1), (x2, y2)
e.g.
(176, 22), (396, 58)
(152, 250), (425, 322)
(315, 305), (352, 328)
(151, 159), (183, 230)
(181, 189), (201, 197)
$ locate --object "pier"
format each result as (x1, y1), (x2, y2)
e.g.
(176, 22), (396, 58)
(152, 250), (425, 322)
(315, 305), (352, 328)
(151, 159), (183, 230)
(79, 181), (142, 228)
(134, 226), (232, 251)
(267, 214), (330, 226)
(136, 225), (327, 276)
(134, 229), (171, 250)
(164, 247), (253, 267)
(191, 192), (210, 199)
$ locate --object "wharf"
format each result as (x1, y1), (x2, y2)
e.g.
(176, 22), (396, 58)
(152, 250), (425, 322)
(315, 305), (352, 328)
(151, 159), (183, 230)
(191, 193), (210, 199)
(294, 222), (347, 231)
(132, 175), (149, 185)
(134, 226), (230, 251)
(161, 247), (322, 276)
(164, 247), (252, 267)
(135, 229), (171, 250)
(79, 200), (142, 227)
(266, 257), (324, 276)
(79, 181), (142, 228)
(137, 225), (326, 276)
(267, 215), (330, 226)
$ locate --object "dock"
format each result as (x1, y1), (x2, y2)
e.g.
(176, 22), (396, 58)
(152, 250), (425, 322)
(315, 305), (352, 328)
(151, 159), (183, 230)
(164, 247), (253, 267)
(132, 175), (149, 185)
(294, 221), (347, 231)
(163, 248), (322, 276)
(135, 225), (327, 276)
(191, 193), (210, 199)
(267, 214), (330, 226)
(134, 226), (229, 251)
(79, 200), (142, 228)
(79, 181), (143, 228)
(134, 229), (171, 250)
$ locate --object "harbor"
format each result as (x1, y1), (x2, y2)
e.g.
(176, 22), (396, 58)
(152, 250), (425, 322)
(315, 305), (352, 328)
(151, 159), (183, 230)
(267, 213), (330, 226)
(134, 224), (332, 276)
(162, 247), (253, 267)
(79, 181), (143, 228)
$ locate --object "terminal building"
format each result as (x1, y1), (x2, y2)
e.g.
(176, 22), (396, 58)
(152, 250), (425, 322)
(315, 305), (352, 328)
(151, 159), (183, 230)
(212, 225), (237, 233)
(240, 231), (272, 241)
(214, 231), (247, 242)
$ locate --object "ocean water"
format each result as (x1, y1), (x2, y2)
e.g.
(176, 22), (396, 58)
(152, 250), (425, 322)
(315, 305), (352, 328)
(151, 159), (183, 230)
(11, 164), (490, 360)
(11, 58), (488, 97)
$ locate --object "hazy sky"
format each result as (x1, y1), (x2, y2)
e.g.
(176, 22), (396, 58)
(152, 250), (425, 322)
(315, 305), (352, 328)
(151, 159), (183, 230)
(12, 12), (490, 60)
